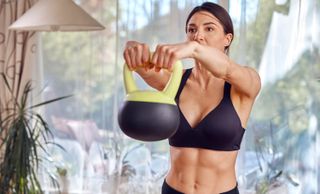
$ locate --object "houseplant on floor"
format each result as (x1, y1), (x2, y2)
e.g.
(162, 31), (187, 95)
(0, 73), (71, 193)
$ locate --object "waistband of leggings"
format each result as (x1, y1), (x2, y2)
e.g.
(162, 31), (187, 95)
(164, 179), (239, 194)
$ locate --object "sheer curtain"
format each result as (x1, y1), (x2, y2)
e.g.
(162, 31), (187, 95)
(38, 0), (319, 193)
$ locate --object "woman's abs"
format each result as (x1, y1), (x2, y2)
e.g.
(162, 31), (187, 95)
(165, 146), (238, 194)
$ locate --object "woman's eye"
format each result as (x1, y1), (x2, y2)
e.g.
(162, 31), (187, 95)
(207, 27), (214, 31)
(188, 28), (196, 33)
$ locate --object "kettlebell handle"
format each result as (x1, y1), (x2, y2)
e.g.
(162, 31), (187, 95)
(123, 54), (183, 99)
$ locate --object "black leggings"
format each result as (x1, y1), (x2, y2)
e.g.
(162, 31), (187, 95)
(162, 180), (239, 194)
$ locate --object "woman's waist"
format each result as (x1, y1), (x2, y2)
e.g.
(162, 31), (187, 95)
(165, 168), (237, 194)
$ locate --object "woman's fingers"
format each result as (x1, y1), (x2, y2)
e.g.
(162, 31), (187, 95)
(152, 45), (166, 70)
(164, 48), (178, 71)
(124, 41), (181, 73)
(152, 44), (178, 72)
(142, 43), (150, 64)
(124, 41), (150, 71)
(128, 47), (137, 69)
(135, 46), (143, 68)
(151, 46), (159, 68)
(123, 49), (133, 70)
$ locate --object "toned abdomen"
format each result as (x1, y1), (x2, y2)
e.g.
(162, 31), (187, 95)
(166, 146), (238, 194)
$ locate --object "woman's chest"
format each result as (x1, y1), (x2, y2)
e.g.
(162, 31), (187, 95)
(178, 84), (225, 128)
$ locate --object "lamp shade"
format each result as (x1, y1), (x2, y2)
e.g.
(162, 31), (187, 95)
(9, 0), (105, 31)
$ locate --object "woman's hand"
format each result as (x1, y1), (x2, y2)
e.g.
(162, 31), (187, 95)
(123, 41), (151, 71)
(122, 41), (172, 90)
(151, 41), (197, 71)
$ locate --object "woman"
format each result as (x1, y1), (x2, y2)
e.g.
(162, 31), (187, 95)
(123, 2), (261, 194)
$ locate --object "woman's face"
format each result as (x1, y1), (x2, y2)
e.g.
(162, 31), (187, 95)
(186, 11), (232, 52)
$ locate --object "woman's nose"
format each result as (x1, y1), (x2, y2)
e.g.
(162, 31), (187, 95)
(193, 30), (204, 41)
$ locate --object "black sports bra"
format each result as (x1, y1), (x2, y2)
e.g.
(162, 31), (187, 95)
(169, 68), (245, 151)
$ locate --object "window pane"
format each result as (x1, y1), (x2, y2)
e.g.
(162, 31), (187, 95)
(39, 0), (319, 193)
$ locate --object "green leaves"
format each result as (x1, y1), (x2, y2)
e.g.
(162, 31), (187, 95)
(0, 73), (71, 194)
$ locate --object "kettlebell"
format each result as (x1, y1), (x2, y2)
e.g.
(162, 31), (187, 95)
(118, 57), (183, 141)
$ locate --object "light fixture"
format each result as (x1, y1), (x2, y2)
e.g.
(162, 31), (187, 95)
(9, 0), (105, 31)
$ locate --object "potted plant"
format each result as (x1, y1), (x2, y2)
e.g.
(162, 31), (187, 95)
(0, 73), (71, 194)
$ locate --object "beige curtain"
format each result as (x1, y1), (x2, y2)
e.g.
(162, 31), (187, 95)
(0, 0), (38, 141)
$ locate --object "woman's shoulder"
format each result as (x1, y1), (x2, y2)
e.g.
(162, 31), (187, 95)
(224, 63), (261, 102)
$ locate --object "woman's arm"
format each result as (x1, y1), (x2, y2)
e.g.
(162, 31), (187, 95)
(151, 41), (261, 99)
(192, 42), (261, 99)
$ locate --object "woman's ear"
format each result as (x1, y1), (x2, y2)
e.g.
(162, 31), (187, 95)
(224, 33), (233, 47)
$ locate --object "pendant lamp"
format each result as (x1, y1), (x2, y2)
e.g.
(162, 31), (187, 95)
(9, 0), (105, 31)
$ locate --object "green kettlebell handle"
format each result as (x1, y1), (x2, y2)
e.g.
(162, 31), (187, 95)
(124, 56), (183, 99)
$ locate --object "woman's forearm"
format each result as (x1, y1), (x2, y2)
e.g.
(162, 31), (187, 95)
(192, 41), (232, 79)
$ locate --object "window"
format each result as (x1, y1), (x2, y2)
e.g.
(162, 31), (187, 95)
(39, 0), (319, 193)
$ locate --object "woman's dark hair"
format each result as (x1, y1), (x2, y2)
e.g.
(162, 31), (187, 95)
(185, 2), (234, 52)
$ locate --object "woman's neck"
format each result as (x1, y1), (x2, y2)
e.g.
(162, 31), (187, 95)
(191, 62), (217, 89)
(193, 62), (213, 78)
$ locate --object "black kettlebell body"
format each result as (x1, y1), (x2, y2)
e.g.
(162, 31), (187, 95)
(118, 61), (183, 141)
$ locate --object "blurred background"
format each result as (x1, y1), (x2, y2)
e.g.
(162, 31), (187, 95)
(2, 0), (319, 193)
